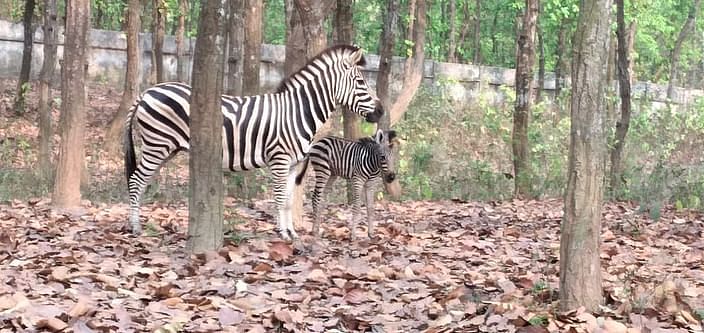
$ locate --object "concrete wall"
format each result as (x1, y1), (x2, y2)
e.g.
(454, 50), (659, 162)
(1, 19), (703, 109)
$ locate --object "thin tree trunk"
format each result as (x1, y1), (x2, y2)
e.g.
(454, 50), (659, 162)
(14, 0), (36, 115)
(335, 0), (361, 204)
(175, 0), (188, 82)
(536, 11), (545, 102)
(555, 21), (566, 97)
(243, 0), (262, 96)
(560, 0), (612, 312)
(447, 0), (457, 62)
(227, 0), (244, 96)
(512, 0), (538, 198)
(490, 10), (497, 61)
(152, 0), (165, 83)
(473, 0), (481, 64)
(38, 0), (58, 180)
(667, 0), (701, 100)
(377, 0), (400, 199)
(456, 1), (470, 63)
(105, 0), (141, 157)
(609, 0), (633, 197)
(53, 0), (90, 208)
(389, 0), (426, 126)
(188, 0), (225, 253)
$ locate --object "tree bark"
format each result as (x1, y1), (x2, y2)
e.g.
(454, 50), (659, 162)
(667, 0), (701, 100)
(227, 0), (244, 96)
(389, 0), (426, 126)
(512, 0), (538, 198)
(53, 0), (90, 208)
(38, 0), (58, 180)
(284, 0), (306, 75)
(560, 0), (612, 312)
(14, 0), (36, 115)
(456, 1), (470, 63)
(105, 0), (141, 158)
(609, 0), (633, 197)
(175, 0), (188, 82)
(472, 0), (481, 64)
(188, 0), (225, 253)
(243, 0), (262, 96)
(152, 0), (165, 83)
(447, 0), (457, 62)
(536, 9), (545, 102)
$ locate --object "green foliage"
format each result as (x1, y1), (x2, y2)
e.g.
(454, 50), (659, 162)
(528, 315), (549, 327)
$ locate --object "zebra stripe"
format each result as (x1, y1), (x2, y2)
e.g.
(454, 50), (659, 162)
(124, 45), (383, 240)
(295, 129), (397, 240)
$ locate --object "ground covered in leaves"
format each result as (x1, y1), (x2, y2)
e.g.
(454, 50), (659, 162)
(1, 198), (703, 332)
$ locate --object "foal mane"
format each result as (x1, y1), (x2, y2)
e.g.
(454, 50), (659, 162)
(275, 44), (366, 93)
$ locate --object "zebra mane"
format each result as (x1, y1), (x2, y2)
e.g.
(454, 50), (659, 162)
(358, 136), (385, 156)
(275, 45), (366, 93)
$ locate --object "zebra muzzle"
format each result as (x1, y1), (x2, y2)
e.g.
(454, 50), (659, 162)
(384, 172), (396, 183)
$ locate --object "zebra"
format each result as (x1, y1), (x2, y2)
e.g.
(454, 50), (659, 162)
(123, 45), (383, 240)
(295, 129), (397, 240)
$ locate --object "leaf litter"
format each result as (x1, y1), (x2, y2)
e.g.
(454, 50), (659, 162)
(1, 197), (703, 332)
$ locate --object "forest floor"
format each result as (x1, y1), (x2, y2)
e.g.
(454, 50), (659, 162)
(1, 80), (704, 332)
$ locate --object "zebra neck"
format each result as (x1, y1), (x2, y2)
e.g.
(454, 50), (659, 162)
(284, 82), (336, 139)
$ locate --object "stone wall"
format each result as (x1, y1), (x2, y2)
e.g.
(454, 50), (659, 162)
(1, 19), (702, 109)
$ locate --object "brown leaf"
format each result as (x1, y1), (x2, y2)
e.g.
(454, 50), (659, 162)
(36, 317), (68, 332)
(218, 306), (244, 326)
(343, 288), (367, 304)
(268, 241), (293, 262)
(68, 298), (92, 318)
(306, 269), (328, 283)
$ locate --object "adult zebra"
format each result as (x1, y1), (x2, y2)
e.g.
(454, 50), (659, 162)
(124, 45), (383, 240)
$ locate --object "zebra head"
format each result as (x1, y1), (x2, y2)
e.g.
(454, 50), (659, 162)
(338, 47), (384, 123)
(373, 129), (398, 183)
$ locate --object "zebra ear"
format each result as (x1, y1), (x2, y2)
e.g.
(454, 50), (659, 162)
(387, 130), (397, 141)
(374, 129), (385, 143)
(346, 48), (364, 67)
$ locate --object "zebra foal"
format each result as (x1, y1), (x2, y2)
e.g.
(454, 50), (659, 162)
(295, 129), (397, 240)
(124, 45), (383, 240)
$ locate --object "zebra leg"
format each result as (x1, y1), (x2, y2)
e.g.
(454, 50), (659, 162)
(349, 177), (365, 241)
(271, 162), (299, 241)
(364, 180), (377, 239)
(127, 150), (170, 234)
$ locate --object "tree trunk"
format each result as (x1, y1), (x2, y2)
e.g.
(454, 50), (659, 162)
(188, 0), (225, 253)
(555, 21), (566, 97)
(290, 0), (335, 233)
(284, 0), (306, 75)
(609, 0), (633, 197)
(456, 1), (470, 63)
(152, 0), (165, 83)
(447, 0), (457, 62)
(175, 0), (188, 82)
(14, 0), (36, 115)
(335, 0), (361, 204)
(53, 0), (90, 208)
(377, 0), (400, 199)
(472, 0), (481, 64)
(512, 0), (538, 198)
(560, 0), (612, 312)
(38, 0), (58, 180)
(243, 0), (262, 96)
(389, 0), (426, 126)
(667, 0), (701, 100)
(536, 12), (545, 102)
(105, 0), (141, 158)
(227, 0), (244, 96)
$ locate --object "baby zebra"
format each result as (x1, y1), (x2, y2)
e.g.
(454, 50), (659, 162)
(295, 129), (397, 240)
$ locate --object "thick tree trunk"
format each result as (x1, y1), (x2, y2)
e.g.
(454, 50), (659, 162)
(14, 0), (36, 115)
(175, 0), (188, 82)
(152, 0), (165, 83)
(38, 0), (58, 180)
(227, 0), (244, 96)
(609, 0), (633, 197)
(53, 0), (90, 208)
(188, 0), (225, 253)
(667, 0), (701, 100)
(472, 0), (481, 64)
(512, 0), (538, 198)
(447, 0), (457, 62)
(335, 0), (361, 204)
(105, 0), (141, 157)
(560, 0), (612, 312)
(284, 0), (306, 75)
(243, 0), (262, 96)
(389, 0), (426, 126)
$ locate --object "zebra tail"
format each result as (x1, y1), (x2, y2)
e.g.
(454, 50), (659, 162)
(294, 157), (310, 186)
(124, 103), (138, 183)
